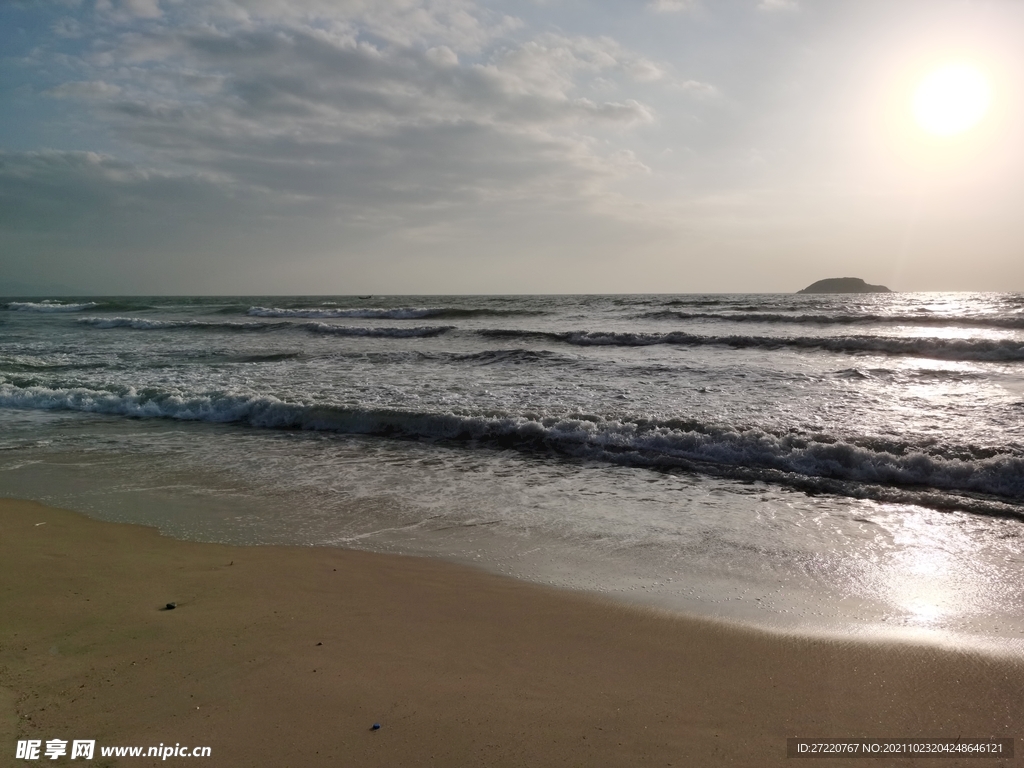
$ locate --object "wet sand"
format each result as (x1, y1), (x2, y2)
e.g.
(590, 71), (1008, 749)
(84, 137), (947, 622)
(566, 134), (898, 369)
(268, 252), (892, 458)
(1, 498), (1020, 767)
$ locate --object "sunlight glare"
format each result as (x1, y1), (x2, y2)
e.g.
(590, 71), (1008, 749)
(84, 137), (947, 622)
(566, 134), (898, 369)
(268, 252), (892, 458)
(912, 64), (991, 137)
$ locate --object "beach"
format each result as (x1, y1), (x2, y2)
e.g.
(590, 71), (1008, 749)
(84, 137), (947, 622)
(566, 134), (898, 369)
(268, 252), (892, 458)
(2, 497), (1020, 767)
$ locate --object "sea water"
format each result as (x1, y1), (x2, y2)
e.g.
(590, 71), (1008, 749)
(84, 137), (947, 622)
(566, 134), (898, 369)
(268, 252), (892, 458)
(2, 294), (1023, 649)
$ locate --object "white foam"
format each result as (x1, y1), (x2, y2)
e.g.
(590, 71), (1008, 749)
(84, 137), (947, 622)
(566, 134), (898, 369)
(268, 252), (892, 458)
(1, 380), (1021, 510)
(8, 301), (99, 312)
(479, 329), (1024, 361)
(302, 322), (453, 338)
(250, 306), (431, 319)
(77, 317), (276, 330)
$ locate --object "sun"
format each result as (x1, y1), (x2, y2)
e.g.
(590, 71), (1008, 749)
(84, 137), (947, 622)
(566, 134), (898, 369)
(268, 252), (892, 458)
(911, 64), (991, 137)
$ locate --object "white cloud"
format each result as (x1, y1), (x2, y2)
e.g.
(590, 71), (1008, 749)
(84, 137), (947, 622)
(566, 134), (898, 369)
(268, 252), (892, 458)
(191, 0), (521, 54)
(673, 78), (718, 98)
(96, 0), (162, 21)
(3, 0), (739, 291)
(627, 59), (663, 82)
(647, 0), (696, 13)
(53, 16), (84, 37)
(46, 80), (123, 100)
(757, 0), (798, 11)
(27, 2), (670, 226)
(122, 0), (161, 18)
(425, 45), (458, 66)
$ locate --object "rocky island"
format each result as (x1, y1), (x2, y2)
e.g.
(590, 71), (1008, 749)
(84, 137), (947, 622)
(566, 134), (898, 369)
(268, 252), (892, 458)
(797, 277), (891, 294)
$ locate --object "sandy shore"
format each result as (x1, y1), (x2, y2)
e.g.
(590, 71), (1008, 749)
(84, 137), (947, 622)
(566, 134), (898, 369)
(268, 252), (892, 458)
(1, 498), (1020, 767)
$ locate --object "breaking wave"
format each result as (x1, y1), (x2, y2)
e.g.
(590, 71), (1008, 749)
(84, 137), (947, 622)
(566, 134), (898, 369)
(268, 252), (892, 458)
(248, 306), (542, 319)
(302, 323), (453, 338)
(73, 316), (1024, 360)
(78, 317), (287, 331)
(77, 317), (452, 338)
(478, 329), (1024, 361)
(450, 348), (573, 366)
(7, 301), (99, 312)
(1, 380), (1022, 518)
(639, 310), (1024, 329)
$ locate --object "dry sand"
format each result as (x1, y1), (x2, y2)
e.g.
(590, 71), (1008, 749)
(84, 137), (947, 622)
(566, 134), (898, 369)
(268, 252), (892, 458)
(1, 498), (1020, 767)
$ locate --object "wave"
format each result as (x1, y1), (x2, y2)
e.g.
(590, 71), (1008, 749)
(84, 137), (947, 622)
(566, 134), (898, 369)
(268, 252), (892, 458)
(5, 299), (157, 313)
(658, 300), (779, 310)
(96, 300), (158, 312)
(834, 367), (986, 383)
(7, 300), (99, 312)
(77, 317), (452, 338)
(451, 348), (573, 366)
(0, 358), (111, 373)
(228, 352), (304, 363)
(658, 299), (729, 307)
(78, 317), (288, 331)
(248, 306), (543, 319)
(477, 329), (1024, 361)
(302, 322), (452, 338)
(639, 310), (1024, 329)
(1, 380), (1022, 517)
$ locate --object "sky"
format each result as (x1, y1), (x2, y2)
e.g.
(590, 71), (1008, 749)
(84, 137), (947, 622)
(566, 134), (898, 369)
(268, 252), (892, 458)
(1, 0), (1023, 295)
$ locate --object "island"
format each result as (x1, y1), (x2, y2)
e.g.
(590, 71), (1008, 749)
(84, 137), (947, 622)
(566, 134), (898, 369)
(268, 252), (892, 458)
(797, 277), (891, 294)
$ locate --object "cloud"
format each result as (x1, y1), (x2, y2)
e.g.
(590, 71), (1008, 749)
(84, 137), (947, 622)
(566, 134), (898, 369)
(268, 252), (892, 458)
(647, 0), (697, 13)
(188, 0), (521, 55)
(425, 45), (458, 66)
(672, 79), (718, 98)
(96, 0), (162, 21)
(757, 0), (798, 11)
(0, 150), (239, 233)
(46, 80), (123, 100)
(53, 16), (84, 37)
(4, 2), (675, 284)
(0, 148), (313, 293)
(122, 0), (161, 18)
(2, 0), (740, 291)
(37, 9), (663, 215)
(627, 59), (664, 82)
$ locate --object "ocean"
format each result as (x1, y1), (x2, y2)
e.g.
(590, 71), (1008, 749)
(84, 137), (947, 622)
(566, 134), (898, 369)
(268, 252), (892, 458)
(2, 293), (1023, 649)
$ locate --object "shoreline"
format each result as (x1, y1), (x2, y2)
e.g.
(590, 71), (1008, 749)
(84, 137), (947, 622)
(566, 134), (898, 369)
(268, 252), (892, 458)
(6, 435), (1023, 653)
(2, 497), (1021, 766)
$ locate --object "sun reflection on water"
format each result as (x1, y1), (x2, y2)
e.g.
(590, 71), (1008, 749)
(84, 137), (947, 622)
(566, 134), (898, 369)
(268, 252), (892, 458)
(838, 504), (1022, 638)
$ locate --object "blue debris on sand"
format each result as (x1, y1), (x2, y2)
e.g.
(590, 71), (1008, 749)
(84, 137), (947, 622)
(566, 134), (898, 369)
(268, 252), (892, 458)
(371, 723), (381, 731)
